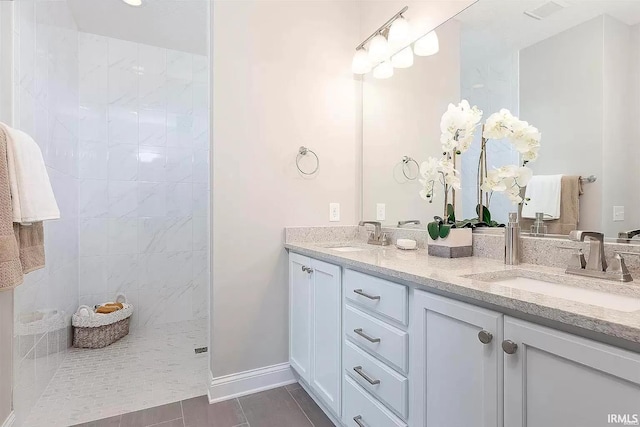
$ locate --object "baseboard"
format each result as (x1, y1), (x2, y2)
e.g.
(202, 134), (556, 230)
(208, 362), (296, 404)
(2, 411), (15, 427)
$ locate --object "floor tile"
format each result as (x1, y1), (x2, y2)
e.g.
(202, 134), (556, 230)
(289, 387), (335, 427)
(71, 415), (122, 427)
(238, 387), (313, 427)
(182, 395), (246, 427)
(149, 419), (185, 427)
(285, 382), (302, 392)
(121, 402), (183, 427)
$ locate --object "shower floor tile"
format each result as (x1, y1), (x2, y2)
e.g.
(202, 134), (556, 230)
(23, 319), (209, 427)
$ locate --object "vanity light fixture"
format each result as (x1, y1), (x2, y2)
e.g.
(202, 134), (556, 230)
(414, 30), (439, 56)
(373, 61), (394, 79)
(391, 46), (414, 69)
(352, 6), (408, 74)
(351, 48), (372, 74)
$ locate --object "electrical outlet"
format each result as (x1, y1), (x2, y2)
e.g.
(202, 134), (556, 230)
(329, 203), (340, 222)
(613, 206), (625, 222)
(376, 203), (386, 221)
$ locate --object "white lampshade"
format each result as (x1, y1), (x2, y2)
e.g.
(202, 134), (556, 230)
(373, 61), (394, 79)
(414, 31), (439, 56)
(368, 34), (390, 63)
(351, 49), (371, 74)
(388, 17), (411, 49)
(391, 46), (414, 69)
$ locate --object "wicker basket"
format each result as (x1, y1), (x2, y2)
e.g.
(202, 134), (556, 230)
(72, 295), (133, 349)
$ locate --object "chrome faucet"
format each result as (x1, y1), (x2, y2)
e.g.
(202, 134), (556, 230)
(397, 219), (421, 228)
(618, 229), (640, 243)
(565, 230), (632, 282)
(359, 221), (390, 246)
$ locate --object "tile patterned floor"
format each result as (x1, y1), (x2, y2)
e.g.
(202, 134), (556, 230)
(23, 320), (209, 427)
(72, 384), (335, 427)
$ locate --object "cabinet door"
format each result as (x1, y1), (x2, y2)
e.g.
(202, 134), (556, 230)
(504, 317), (640, 427)
(289, 253), (311, 384)
(411, 291), (503, 427)
(311, 259), (342, 416)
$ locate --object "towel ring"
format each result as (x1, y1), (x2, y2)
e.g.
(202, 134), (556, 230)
(401, 156), (419, 180)
(296, 146), (319, 175)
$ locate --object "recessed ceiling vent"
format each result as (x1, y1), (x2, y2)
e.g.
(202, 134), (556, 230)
(524, 1), (568, 20)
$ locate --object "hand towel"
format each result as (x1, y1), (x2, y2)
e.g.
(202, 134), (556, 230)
(1, 122), (60, 223)
(520, 176), (583, 235)
(521, 174), (563, 220)
(0, 126), (24, 289)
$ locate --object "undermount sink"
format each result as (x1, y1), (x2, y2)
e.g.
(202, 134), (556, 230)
(466, 270), (640, 313)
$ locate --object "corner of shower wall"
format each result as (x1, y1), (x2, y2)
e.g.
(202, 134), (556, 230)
(10, 0), (80, 425)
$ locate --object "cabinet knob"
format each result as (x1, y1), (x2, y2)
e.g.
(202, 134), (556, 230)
(502, 340), (518, 354)
(478, 330), (493, 344)
(301, 265), (306, 272)
(301, 266), (313, 273)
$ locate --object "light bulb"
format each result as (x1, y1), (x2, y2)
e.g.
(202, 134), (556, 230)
(388, 16), (411, 49)
(373, 61), (394, 79)
(368, 34), (390, 63)
(414, 31), (439, 57)
(122, 0), (143, 5)
(391, 46), (414, 69)
(351, 49), (371, 74)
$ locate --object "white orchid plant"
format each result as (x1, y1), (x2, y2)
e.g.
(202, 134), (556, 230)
(419, 101), (541, 237)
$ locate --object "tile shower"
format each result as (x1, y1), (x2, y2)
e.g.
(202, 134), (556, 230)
(8, 1), (211, 426)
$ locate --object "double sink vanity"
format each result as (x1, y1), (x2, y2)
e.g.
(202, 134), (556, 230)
(285, 225), (640, 427)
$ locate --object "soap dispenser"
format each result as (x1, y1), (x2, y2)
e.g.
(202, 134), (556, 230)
(530, 212), (548, 237)
(505, 212), (520, 265)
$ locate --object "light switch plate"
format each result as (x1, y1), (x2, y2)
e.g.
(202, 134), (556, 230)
(376, 203), (386, 221)
(329, 203), (340, 222)
(613, 206), (625, 222)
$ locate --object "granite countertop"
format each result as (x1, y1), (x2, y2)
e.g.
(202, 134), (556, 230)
(285, 240), (640, 346)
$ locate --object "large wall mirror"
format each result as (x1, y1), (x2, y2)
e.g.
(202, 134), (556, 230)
(362, 0), (640, 243)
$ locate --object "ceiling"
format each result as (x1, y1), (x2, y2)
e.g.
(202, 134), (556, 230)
(67, 0), (209, 55)
(458, 0), (640, 62)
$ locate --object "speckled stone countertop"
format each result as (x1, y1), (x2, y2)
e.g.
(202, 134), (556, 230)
(285, 239), (640, 347)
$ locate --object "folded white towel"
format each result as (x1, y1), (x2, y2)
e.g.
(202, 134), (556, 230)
(521, 174), (563, 220)
(1, 123), (60, 223)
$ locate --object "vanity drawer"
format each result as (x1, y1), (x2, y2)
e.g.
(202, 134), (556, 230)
(345, 269), (408, 325)
(345, 305), (408, 373)
(343, 375), (407, 427)
(344, 340), (408, 419)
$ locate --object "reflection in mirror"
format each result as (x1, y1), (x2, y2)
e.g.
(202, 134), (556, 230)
(362, 0), (640, 242)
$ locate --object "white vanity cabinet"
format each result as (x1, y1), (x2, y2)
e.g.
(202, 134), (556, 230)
(411, 291), (504, 427)
(289, 253), (342, 417)
(503, 317), (640, 427)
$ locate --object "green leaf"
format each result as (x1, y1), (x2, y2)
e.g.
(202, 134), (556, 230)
(439, 224), (451, 239)
(427, 222), (440, 240)
(475, 204), (492, 224)
(446, 204), (456, 223)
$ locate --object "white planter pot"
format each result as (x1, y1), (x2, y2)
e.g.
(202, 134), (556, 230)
(427, 227), (473, 258)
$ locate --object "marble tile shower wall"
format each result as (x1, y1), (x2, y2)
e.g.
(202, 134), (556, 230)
(77, 33), (210, 330)
(11, 1), (80, 425)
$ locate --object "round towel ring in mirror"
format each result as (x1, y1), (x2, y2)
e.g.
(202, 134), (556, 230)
(296, 146), (319, 175)
(402, 156), (419, 180)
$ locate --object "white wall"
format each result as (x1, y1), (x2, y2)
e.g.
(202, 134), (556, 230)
(362, 19), (461, 226)
(77, 33), (210, 330)
(11, 1), (80, 425)
(520, 17), (604, 231)
(211, 0), (360, 377)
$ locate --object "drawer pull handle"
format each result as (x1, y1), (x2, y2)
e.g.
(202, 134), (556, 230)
(478, 330), (493, 344)
(353, 366), (380, 385)
(353, 415), (366, 427)
(502, 340), (518, 354)
(353, 289), (381, 300)
(353, 328), (381, 343)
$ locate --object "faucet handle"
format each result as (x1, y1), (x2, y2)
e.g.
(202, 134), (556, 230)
(610, 252), (634, 282)
(569, 249), (587, 270)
